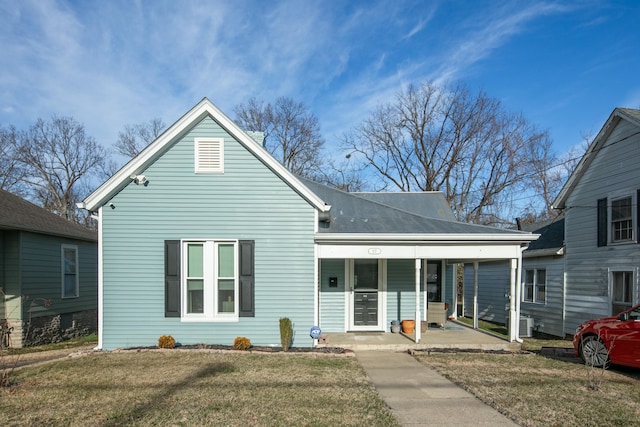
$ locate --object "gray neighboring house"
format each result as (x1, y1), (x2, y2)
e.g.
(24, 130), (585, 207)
(0, 189), (98, 347)
(519, 218), (565, 337)
(553, 107), (640, 334)
(463, 107), (640, 338)
(462, 217), (566, 337)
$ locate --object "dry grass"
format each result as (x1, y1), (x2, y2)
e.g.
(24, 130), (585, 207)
(414, 351), (640, 427)
(0, 350), (399, 426)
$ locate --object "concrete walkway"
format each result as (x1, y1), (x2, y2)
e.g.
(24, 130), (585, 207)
(357, 351), (518, 426)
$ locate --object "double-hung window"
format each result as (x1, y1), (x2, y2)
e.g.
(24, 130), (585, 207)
(183, 240), (238, 320)
(523, 268), (546, 304)
(62, 245), (79, 298)
(611, 270), (634, 315)
(611, 196), (633, 242)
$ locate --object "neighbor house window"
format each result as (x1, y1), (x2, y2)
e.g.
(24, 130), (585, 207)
(61, 245), (79, 298)
(611, 196), (633, 242)
(194, 138), (224, 173)
(523, 269), (546, 304)
(183, 240), (237, 320)
(611, 270), (634, 315)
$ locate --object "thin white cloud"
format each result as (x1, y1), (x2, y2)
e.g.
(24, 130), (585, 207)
(432, 2), (574, 86)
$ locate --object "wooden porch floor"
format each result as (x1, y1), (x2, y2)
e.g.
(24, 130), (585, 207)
(316, 320), (520, 352)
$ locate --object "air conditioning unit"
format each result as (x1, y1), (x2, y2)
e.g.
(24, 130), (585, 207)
(519, 317), (534, 337)
(506, 316), (535, 337)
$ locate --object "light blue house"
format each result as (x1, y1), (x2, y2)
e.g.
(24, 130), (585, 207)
(80, 98), (538, 350)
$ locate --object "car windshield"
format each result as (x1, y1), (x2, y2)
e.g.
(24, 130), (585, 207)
(627, 307), (640, 321)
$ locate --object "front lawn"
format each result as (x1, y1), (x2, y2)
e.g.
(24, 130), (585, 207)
(414, 351), (640, 427)
(0, 350), (399, 426)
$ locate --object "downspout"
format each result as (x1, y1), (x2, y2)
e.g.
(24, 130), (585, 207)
(509, 258), (521, 343)
(514, 256), (523, 344)
(473, 261), (479, 329)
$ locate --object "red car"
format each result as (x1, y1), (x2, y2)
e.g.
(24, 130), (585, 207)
(573, 304), (640, 368)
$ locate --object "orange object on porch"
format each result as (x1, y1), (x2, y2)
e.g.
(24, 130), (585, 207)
(401, 319), (415, 334)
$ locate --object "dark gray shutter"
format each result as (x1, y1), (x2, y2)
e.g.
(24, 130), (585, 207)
(637, 190), (640, 243)
(597, 198), (607, 247)
(239, 240), (255, 317)
(165, 240), (181, 317)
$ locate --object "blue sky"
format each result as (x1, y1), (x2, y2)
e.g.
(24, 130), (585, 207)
(1, 0), (639, 161)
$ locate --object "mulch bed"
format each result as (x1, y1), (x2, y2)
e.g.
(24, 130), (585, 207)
(126, 344), (349, 354)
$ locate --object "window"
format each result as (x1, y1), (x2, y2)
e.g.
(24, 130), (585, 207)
(164, 240), (254, 319)
(611, 196), (633, 242)
(612, 270), (634, 315)
(62, 245), (79, 298)
(194, 138), (224, 173)
(598, 193), (638, 246)
(523, 268), (546, 304)
(183, 240), (238, 320)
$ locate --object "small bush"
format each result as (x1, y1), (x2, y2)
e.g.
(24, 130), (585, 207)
(279, 317), (293, 351)
(233, 336), (251, 351)
(158, 335), (176, 349)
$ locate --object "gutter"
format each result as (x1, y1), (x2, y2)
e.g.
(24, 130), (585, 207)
(315, 233), (539, 244)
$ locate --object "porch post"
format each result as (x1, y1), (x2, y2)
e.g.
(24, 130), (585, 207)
(473, 261), (479, 329)
(508, 258), (518, 342)
(415, 258), (422, 343)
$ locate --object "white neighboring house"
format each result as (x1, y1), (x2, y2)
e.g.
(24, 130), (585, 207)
(462, 107), (640, 338)
(461, 217), (565, 338)
(553, 108), (640, 335)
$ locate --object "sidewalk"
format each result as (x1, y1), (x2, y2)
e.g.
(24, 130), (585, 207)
(357, 351), (518, 426)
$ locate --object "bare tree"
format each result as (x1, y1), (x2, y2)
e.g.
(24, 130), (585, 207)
(115, 118), (166, 158)
(342, 81), (549, 226)
(234, 97), (325, 178)
(0, 125), (27, 196)
(310, 154), (367, 192)
(519, 132), (563, 222)
(14, 116), (106, 222)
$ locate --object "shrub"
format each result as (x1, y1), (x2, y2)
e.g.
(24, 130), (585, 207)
(157, 335), (176, 349)
(233, 336), (251, 351)
(279, 317), (293, 351)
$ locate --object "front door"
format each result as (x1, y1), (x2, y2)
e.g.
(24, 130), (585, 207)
(350, 259), (383, 331)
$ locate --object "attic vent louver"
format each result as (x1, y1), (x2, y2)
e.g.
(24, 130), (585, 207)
(195, 138), (224, 173)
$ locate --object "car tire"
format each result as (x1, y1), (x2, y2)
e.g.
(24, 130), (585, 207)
(579, 335), (610, 368)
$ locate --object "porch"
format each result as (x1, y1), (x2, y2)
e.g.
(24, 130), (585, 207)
(315, 320), (520, 352)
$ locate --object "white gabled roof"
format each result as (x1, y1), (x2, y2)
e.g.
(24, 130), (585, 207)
(80, 98), (330, 213)
(553, 108), (640, 210)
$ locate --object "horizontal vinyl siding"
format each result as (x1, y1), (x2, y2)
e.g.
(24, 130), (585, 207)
(521, 256), (565, 337)
(387, 259), (419, 322)
(563, 119), (640, 334)
(101, 116), (317, 349)
(20, 232), (97, 318)
(319, 259), (345, 332)
(462, 261), (510, 324)
(1, 231), (21, 323)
